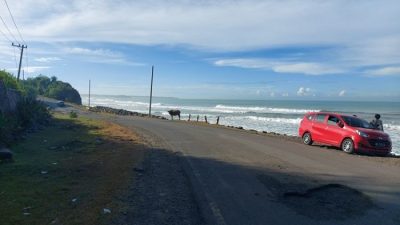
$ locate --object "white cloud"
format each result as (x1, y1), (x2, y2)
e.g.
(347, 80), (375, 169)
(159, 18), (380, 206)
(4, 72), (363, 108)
(63, 47), (145, 66)
(214, 58), (273, 69)
(214, 58), (343, 75)
(273, 63), (342, 75)
(8, 66), (50, 73)
(297, 87), (312, 96)
(367, 66), (400, 76)
(339, 36), (400, 67)
(1, 0), (399, 78)
(270, 92), (275, 97)
(4, 0), (399, 53)
(282, 93), (289, 97)
(34, 57), (61, 62)
(339, 90), (346, 97)
(64, 47), (122, 58)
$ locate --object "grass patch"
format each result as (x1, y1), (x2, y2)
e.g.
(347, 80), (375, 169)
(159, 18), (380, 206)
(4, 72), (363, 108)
(0, 112), (145, 225)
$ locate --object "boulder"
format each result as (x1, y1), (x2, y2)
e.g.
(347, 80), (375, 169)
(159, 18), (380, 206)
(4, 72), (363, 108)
(0, 148), (13, 161)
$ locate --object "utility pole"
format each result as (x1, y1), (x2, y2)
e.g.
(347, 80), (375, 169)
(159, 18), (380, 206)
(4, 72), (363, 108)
(11, 43), (27, 81)
(88, 79), (91, 108)
(149, 65), (154, 117)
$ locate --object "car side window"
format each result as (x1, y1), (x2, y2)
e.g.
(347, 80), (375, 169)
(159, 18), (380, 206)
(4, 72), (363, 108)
(307, 114), (314, 120)
(315, 114), (326, 123)
(327, 115), (340, 126)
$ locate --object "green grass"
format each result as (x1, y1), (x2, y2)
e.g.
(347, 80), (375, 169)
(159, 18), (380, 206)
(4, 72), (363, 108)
(0, 113), (144, 225)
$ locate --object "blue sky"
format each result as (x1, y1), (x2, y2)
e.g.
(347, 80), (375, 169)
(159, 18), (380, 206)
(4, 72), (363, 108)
(0, 0), (399, 100)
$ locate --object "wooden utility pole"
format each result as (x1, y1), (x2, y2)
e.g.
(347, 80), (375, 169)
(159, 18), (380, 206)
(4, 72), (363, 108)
(11, 43), (27, 81)
(88, 79), (91, 108)
(149, 65), (154, 117)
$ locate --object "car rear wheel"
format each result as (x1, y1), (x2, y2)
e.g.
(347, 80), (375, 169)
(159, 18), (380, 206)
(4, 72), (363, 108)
(302, 132), (313, 145)
(341, 138), (354, 154)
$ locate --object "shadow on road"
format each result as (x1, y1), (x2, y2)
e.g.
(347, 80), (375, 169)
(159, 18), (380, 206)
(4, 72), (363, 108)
(115, 147), (400, 225)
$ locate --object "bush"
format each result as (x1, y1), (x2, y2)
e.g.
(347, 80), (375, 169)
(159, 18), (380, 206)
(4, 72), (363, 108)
(0, 98), (50, 145)
(17, 98), (50, 127)
(69, 111), (78, 119)
(0, 70), (22, 91)
(0, 71), (51, 146)
(46, 82), (82, 105)
(23, 76), (82, 105)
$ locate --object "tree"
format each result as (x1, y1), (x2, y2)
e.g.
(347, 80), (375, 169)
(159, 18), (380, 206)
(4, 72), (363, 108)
(23, 75), (82, 105)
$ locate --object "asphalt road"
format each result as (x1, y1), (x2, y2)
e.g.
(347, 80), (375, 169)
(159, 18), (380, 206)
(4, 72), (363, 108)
(109, 115), (400, 225)
(42, 98), (400, 225)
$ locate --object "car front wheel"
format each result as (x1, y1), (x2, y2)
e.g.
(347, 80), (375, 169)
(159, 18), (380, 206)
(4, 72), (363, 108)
(341, 138), (354, 154)
(302, 132), (313, 145)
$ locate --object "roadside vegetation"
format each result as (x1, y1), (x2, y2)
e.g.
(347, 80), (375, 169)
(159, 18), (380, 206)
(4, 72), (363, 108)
(0, 71), (50, 146)
(23, 75), (82, 105)
(0, 70), (23, 91)
(0, 112), (145, 225)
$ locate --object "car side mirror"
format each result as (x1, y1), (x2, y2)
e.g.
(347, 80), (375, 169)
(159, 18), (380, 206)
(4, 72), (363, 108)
(338, 121), (344, 128)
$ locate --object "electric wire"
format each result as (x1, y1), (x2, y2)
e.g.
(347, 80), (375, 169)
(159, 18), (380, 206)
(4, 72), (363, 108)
(3, 0), (25, 44)
(0, 27), (11, 42)
(0, 14), (18, 43)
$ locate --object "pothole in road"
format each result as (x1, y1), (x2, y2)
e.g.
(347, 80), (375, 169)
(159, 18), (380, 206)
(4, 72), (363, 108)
(282, 183), (375, 221)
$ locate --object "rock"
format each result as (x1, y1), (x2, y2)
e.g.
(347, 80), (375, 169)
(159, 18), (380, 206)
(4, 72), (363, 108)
(134, 167), (145, 173)
(41, 171), (48, 174)
(95, 137), (103, 144)
(71, 198), (78, 203)
(0, 148), (13, 161)
(23, 206), (32, 210)
(103, 208), (111, 214)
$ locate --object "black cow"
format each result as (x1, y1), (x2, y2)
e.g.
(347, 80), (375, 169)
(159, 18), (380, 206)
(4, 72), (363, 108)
(168, 110), (181, 120)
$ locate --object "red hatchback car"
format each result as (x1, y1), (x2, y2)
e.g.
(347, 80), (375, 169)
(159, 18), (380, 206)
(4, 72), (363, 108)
(299, 112), (392, 155)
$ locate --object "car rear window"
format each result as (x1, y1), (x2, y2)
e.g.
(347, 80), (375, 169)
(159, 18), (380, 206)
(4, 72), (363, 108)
(315, 114), (326, 122)
(342, 116), (374, 129)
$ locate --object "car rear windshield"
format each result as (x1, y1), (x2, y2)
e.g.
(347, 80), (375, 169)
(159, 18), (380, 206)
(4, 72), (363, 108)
(342, 116), (374, 129)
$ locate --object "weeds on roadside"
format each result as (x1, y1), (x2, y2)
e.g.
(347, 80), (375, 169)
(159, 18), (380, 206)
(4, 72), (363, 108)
(69, 111), (78, 118)
(0, 98), (50, 146)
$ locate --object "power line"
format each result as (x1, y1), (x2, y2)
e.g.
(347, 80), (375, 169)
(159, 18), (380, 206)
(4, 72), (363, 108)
(3, 0), (25, 44)
(0, 27), (11, 42)
(0, 14), (18, 43)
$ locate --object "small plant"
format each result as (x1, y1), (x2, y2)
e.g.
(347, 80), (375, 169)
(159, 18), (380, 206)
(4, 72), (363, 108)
(69, 111), (78, 119)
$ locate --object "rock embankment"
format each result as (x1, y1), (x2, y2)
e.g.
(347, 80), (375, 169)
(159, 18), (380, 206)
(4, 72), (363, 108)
(89, 106), (167, 120)
(0, 80), (21, 114)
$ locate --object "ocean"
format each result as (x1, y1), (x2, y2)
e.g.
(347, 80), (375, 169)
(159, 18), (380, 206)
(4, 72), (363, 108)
(81, 95), (400, 155)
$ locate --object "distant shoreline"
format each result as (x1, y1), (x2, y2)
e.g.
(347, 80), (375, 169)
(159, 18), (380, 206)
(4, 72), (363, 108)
(80, 94), (400, 103)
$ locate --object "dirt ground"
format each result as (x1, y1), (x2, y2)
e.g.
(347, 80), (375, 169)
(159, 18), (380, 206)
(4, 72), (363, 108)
(0, 113), (146, 225)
